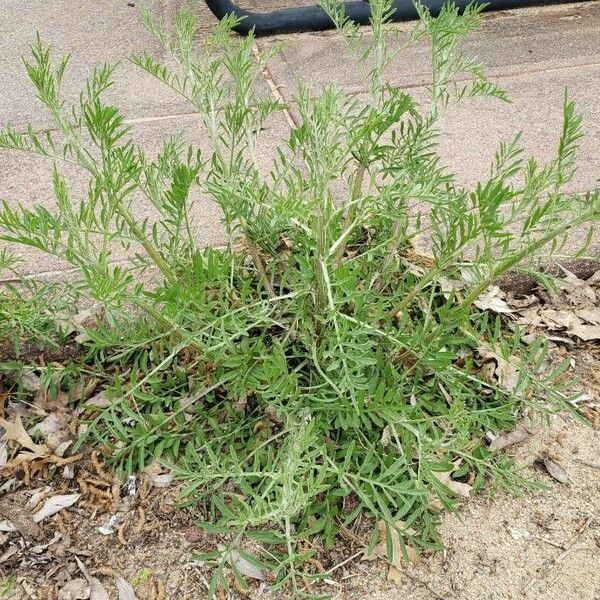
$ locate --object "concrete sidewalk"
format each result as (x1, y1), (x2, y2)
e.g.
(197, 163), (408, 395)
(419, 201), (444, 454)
(0, 1), (599, 278)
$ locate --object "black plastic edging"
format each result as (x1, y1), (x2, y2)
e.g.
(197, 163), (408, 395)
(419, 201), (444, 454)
(203, 0), (566, 36)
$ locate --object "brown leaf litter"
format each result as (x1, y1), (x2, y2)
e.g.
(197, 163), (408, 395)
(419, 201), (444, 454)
(479, 264), (600, 343)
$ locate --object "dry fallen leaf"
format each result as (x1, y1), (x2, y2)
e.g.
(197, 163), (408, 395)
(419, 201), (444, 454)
(505, 293), (538, 309)
(567, 320), (600, 341)
(505, 264), (600, 343)
(85, 390), (112, 409)
(517, 308), (545, 328)
(480, 350), (520, 392)
(74, 557), (110, 600)
(21, 371), (42, 393)
(56, 308), (95, 341)
(28, 413), (72, 451)
(541, 458), (571, 486)
(0, 415), (50, 457)
(432, 470), (472, 498)
(150, 473), (173, 489)
(33, 493), (80, 523)
(365, 519), (420, 585)
(538, 309), (578, 330)
(58, 578), (91, 600)
(89, 578), (110, 600)
(475, 286), (514, 314)
(488, 426), (530, 451)
(230, 549), (265, 582)
(0, 442), (7, 469)
(116, 578), (137, 600)
(0, 493), (45, 541)
(574, 307), (600, 325)
(387, 565), (404, 586)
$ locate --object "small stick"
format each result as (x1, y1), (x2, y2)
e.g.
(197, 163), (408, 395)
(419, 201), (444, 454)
(134, 506), (146, 534)
(117, 515), (130, 545)
(324, 550), (364, 575)
(574, 458), (600, 470)
(155, 578), (166, 600)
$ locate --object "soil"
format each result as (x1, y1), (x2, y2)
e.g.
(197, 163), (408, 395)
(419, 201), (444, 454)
(363, 408), (600, 600)
(0, 339), (83, 365)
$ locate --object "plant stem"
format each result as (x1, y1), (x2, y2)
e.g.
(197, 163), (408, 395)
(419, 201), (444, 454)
(388, 259), (447, 317)
(334, 163), (366, 262)
(133, 298), (203, 353)
(375, 217), (404, 291)
(117, 206), (177, 285)
(248, 244), (276, 298)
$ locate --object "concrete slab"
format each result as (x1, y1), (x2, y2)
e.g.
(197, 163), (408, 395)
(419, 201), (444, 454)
(259, 2), (600, 191)
(0, 0), (207, 130)
(258, 2), (600, 94)
(0, 109), (290, 276)
(432, 64), (600, 192)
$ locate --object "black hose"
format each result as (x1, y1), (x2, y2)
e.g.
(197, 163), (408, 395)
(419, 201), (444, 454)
(203, 0), (566, 36)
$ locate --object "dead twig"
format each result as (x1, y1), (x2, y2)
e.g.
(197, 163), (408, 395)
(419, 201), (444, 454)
(117, 514), (131, 545)
(324, 550), (364, 575)
(91, 451), (112, 483)
(155, 578), (166, 600)
(134, 505), (147, 534)
(574, 458), (600, 470)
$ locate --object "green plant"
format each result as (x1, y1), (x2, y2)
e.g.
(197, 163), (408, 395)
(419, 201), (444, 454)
(0, 249), (74, 358)
(0, 1), (596, 596)
(0, 576), (16, 598)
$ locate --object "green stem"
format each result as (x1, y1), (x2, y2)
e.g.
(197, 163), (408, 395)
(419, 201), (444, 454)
(133, 298), (203, 353)
(334, 163), (366, 263)
(117, 206), (177, 285)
